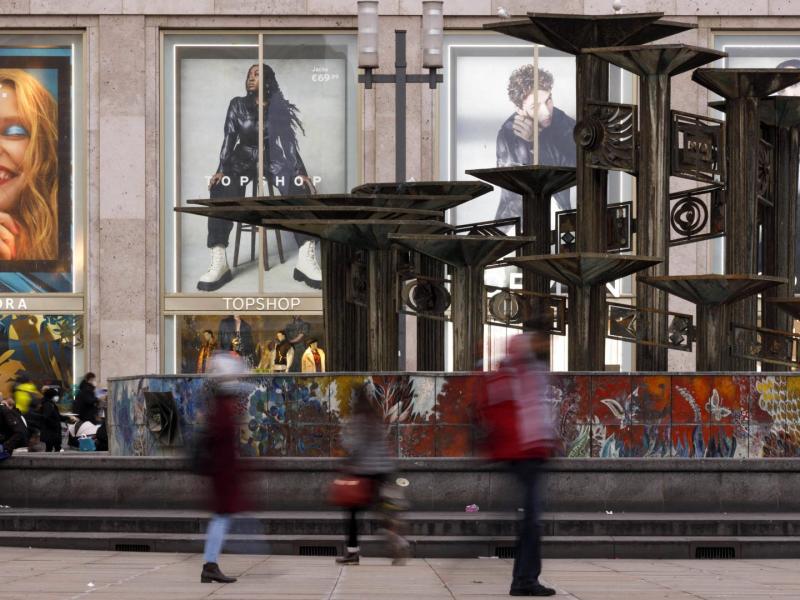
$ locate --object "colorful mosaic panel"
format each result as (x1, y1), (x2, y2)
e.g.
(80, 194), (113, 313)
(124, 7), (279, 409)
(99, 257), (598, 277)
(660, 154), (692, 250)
(109, 373), (800, 458)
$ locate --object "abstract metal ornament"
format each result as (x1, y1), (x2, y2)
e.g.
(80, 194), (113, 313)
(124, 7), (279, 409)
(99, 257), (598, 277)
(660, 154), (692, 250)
(731, 322), (799, 368)
(576, 101), (638, 174)
(670, 110), (725, 184)
(485, 285), (566, 334)
(555, 202), (632, 253)
(606, 302), (694, 351)
(757, 138), (773, 206)
(574, 116), (604, 151)
(399, 275), (452, 320)
(670, 196), (708, 238)
(606, 202), (633, 253)
(668, 184), (725, 246)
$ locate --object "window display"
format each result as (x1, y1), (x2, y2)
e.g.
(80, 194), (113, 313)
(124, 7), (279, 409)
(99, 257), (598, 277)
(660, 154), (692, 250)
(163, 33), (358, 296)
(0, 313), (82, 398)
(0, 36), (84, 293)
(175, 314), (324, 374)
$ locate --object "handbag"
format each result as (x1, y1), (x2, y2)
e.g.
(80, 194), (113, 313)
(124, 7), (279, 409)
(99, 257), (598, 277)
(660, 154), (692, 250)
(327, 475), (374, 508)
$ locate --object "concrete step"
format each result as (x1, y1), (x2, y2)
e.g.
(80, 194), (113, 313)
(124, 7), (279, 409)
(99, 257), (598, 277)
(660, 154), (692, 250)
(0, 530), (799, 559)
(2, 509), (800, 538)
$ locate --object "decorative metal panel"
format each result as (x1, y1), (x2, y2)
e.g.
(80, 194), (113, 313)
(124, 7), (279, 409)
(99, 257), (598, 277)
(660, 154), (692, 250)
(555, 202), (632, 253)
(485, 285), (566, 334)
(607, 302), (694, 351)
(668, 184), (725, 247)
(397, 273), (452, 321)
(731, 322), (799, 368)
(574, 101), (638, 174)
(670, 110), (725, 184)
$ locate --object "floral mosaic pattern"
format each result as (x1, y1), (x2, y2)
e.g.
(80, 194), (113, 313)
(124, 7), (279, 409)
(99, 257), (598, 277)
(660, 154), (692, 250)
(108, 373), (800, 458)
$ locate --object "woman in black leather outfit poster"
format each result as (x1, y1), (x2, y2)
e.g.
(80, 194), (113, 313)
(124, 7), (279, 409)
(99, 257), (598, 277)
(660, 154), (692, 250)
(173, 40), (352, 295)
(199, 63), (318, 292)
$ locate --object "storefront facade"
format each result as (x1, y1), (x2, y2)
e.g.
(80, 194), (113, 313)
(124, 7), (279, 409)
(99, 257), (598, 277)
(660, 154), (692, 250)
(0, 1), (796, 390)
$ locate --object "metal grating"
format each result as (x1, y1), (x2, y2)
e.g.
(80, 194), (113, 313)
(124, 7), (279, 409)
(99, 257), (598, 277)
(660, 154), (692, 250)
(299, 545), (337, 557)
(695, 546), (735, 559)
(495, 546), (516, 559)
(114, 544), (151, 552)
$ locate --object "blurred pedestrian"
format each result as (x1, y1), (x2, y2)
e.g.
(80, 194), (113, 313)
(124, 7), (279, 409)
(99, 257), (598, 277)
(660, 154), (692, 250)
(334, 383), (398, 565)
(73, 372), (100, 424)
(200, 351), (247, 584)
(38, 387), (70, 452)
(479, 320), (560, 597)
(13, 374), (41, 416)
(0, 393), (28, 457)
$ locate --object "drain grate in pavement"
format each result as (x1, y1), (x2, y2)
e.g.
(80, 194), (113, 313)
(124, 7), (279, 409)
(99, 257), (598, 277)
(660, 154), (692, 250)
(299, 545), (337, 557)
(114, 544), (152, 552)
(695, 546), (735, 559)
(495, 546), (516, 559)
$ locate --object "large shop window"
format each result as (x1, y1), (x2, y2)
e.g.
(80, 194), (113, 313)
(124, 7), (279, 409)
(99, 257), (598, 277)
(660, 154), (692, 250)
(438, 34), (635, 370)
(162, 32), (356, 372)
(164, 313), (325, 375)
(713, 33), (800, 290)
(0, 33), (86, 394)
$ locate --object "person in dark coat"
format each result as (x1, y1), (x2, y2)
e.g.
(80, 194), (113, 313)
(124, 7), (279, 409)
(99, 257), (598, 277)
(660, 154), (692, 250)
(73, 373), (99, 424)
(495, 65), (576, 217)
(38, 388), (69, 452)
(200, 351), (247, 585)
(0, 395), (28, 456)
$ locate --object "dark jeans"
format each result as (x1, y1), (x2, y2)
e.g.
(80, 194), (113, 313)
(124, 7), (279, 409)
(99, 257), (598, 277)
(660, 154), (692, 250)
(344, 473), (387, 549)
(207, 175), (310, 249)
(511, 459), (544, 589)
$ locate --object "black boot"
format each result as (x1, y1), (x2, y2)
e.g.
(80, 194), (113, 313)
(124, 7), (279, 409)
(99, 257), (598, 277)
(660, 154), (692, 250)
(335, 549), (360, 565)
(201, 562), (237, 583)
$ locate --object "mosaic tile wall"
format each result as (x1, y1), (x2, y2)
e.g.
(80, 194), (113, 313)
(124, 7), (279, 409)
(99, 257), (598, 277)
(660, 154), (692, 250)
(108, 374), (800, 458)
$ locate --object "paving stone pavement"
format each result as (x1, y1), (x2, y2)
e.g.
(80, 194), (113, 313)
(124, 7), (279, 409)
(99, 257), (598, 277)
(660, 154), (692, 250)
(1, 548), (799, 599)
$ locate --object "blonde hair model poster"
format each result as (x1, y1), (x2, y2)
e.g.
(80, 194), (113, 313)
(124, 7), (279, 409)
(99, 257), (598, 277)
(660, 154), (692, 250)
(0, 53), (72, 292)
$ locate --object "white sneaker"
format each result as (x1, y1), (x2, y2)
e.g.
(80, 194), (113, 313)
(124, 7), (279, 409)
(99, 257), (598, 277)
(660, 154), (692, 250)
(293, 241), (322, 289)
(197, 245), (233, 291)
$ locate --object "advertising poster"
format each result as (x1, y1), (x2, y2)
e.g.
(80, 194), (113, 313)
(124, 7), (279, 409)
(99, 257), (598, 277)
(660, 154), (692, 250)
(169, 36), (355, 296)
(443, 41), (577, 228)
(714, 34), (800, 292)
(0, 52), (72, 293)
(0, 314), (80, 397)
(178, 314), (324, 375)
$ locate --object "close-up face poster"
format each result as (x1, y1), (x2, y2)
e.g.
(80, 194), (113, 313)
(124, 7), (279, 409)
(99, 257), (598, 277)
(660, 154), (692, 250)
(165, 35), (356, 296)
(0, 52), (72, 293)
(442, 39), (577, 229)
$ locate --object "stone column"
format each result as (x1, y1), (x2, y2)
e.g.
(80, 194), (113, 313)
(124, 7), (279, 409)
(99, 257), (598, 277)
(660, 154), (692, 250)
(97, 16), (148, 382)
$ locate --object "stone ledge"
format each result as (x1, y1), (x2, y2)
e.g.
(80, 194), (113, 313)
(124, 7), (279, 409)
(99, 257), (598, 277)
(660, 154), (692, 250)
(3, 455), (800, 472)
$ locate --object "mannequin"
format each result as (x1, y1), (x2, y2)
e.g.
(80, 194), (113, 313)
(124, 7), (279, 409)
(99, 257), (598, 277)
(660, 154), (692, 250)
(196, 329), (217, 373)
(301, 338), (326, 373)
(284, 316), (311, 372)
(217, 315), (256, 368)
(272, 331), (294, 373)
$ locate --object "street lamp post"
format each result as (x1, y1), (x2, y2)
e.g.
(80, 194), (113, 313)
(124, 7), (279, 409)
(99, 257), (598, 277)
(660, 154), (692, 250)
(357, 0), (446, 371)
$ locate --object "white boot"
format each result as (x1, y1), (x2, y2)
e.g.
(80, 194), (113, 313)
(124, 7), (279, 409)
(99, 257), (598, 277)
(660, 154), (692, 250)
(293, 241), (322, 289)
(197, 245), (232, 291)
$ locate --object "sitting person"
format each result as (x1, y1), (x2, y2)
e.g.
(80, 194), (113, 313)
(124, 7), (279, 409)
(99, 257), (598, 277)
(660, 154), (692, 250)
(26, 428), (46, 453)
(0, 394), (28, 457)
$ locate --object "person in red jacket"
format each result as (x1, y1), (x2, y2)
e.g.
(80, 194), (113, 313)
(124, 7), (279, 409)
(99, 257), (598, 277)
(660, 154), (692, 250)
(479, 321), (560, 597)
(200, 351), (248, 584)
